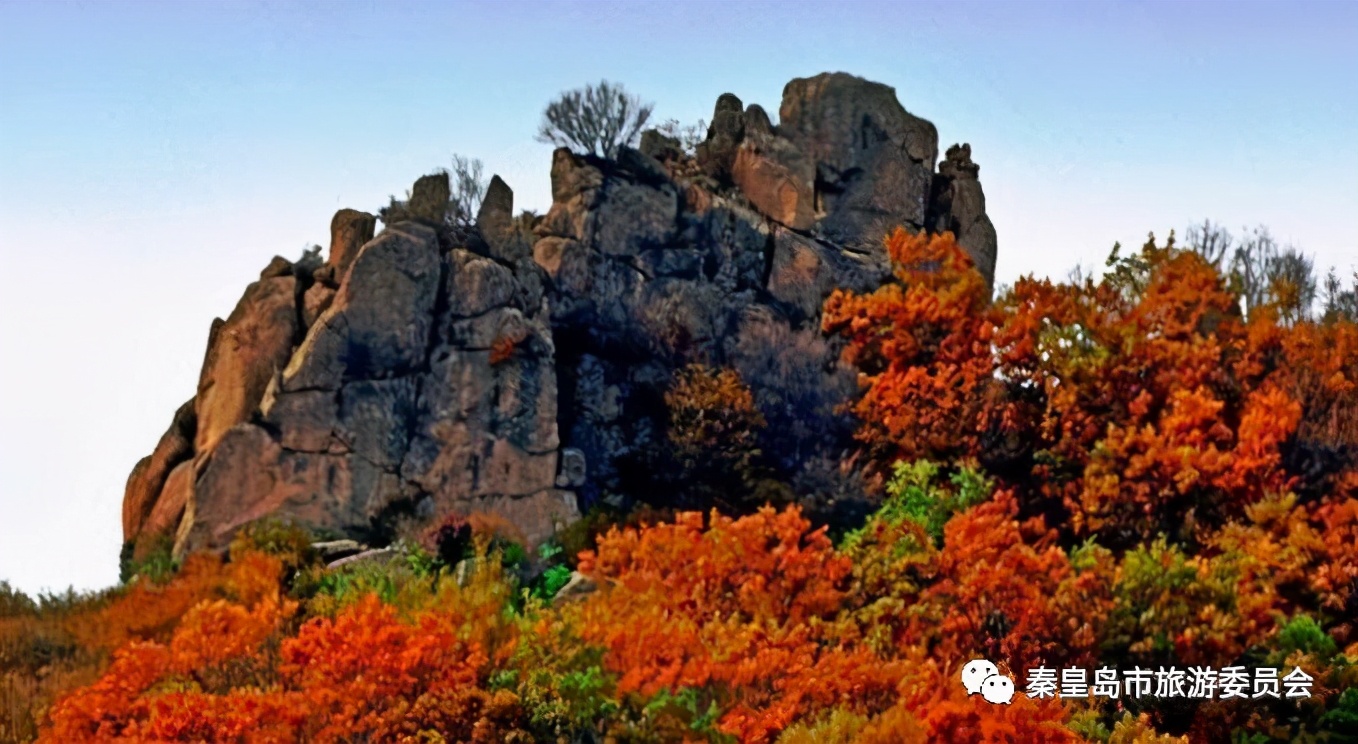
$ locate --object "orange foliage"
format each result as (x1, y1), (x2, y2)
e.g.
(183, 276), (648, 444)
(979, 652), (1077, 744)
(909, 491), (1114, 673)
(275, 594), (509, 740)
(489, 334), (517, 365)
(821, 229), (997, 463)
(577, 507), (899, 742)
(43, 642), (172, 742)
(44, 590), (524, 743)
(168, 597), (292, 673)
(827, 232), (1343, 546)
(665, 364), (767, 469)
(892, 656), (1079, 743)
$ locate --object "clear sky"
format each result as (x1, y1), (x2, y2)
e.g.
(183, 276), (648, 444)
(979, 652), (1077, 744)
(1, 0), (1354, 595)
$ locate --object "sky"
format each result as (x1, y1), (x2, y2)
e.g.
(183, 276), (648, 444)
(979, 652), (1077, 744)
(1, 0), (1355, 595)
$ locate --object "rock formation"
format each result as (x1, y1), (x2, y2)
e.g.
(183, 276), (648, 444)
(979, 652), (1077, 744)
(121, 71), (998, 561)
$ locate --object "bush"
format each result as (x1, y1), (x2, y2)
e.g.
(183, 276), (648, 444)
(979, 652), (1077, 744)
(662, 363), (769, 510)
(0, 582), (35, 618)
(229, 519), (317, 577)
(416, 512), (474, 567)
(844, 460), (990, 547)
(121, 536), (178, 586)
(537, 80), (653, 159)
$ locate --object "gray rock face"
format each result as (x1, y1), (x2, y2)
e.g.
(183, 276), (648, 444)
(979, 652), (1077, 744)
(685, 73), (994, 285)
(522, 72), (997, 508)
(639, 129), (682, 161)
(928, 143), (998, 290)
(556, 447), (587, 488)
(175, 222), (572, 555)
(125, 195), (578, 559)
(407, 172), (451, 224)
(697, 93), (747, 181)
(532, 146), (861, 500)
(779, 72), (939, 246)
(123, 71), (998, 563)
(476, 175), (521, 261)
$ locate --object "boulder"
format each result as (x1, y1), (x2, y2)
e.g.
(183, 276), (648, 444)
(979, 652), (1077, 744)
(194, 270), (301, 454)
(476, 175), (523, 261)
(301, 283), (336, 329)
(135, 460), (194, 556)
(259, 256), (293, 280)
(282, 223), (442, 391)
(177, 224), (571, 555)
(592, 180), (678, 256)
(779, 72), (938, 245)
(696, 93), (746, 180)
(743, 104), (774, 138)
(327, 547), (399, 570)
(731, 140), (815, 230)
(122, 399), (196, 542)
(327, 209), (376, 278)
(312, 539), (366, 562)
(532, 237), (576, 278)
(478, 175), (514, 230)
(183, 424), (320, 552)
(537, 149), (604, 241)
(407, 172), (450, 224)
(767, 226), (888, 322)
(639, 129), (682, 161)
(556, 447), (587, 488)
(929, 143), (998, 289)
(552, 570), (598, 605)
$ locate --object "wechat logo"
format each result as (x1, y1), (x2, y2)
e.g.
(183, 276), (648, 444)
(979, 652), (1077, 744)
(962, 659), (1015, 704)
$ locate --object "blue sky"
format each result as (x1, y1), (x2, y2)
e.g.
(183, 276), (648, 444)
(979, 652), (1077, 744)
(1, 0), (1354, 594)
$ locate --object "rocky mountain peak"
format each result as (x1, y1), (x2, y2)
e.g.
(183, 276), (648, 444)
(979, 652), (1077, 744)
(120, 72), (999, 563)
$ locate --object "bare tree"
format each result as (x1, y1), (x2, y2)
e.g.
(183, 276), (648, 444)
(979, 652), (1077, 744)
(537, 80), (653, 159)
(445, 154), (485, 228)
(1183, 219), (1233, 268)
(1227, 226), (1318, 323)
(1266, 248), (1318, 324)
(1322, 267), (1358, 324)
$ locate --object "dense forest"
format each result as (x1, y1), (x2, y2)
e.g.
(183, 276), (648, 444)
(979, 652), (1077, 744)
(3, 224), (1356, 743)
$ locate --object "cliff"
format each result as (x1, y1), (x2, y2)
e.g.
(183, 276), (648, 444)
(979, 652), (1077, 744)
(120, 72), (998, 561)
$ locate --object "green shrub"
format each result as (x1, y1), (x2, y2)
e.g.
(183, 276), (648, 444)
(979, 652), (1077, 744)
(532, 565), (573, 603)
(843, 460), (990, 548)
(1274, 614), (1338, 661)
(120, 536), (179, 586)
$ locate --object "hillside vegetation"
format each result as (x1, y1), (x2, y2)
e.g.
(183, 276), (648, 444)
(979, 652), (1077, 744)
(4, 229), (1357, 743)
